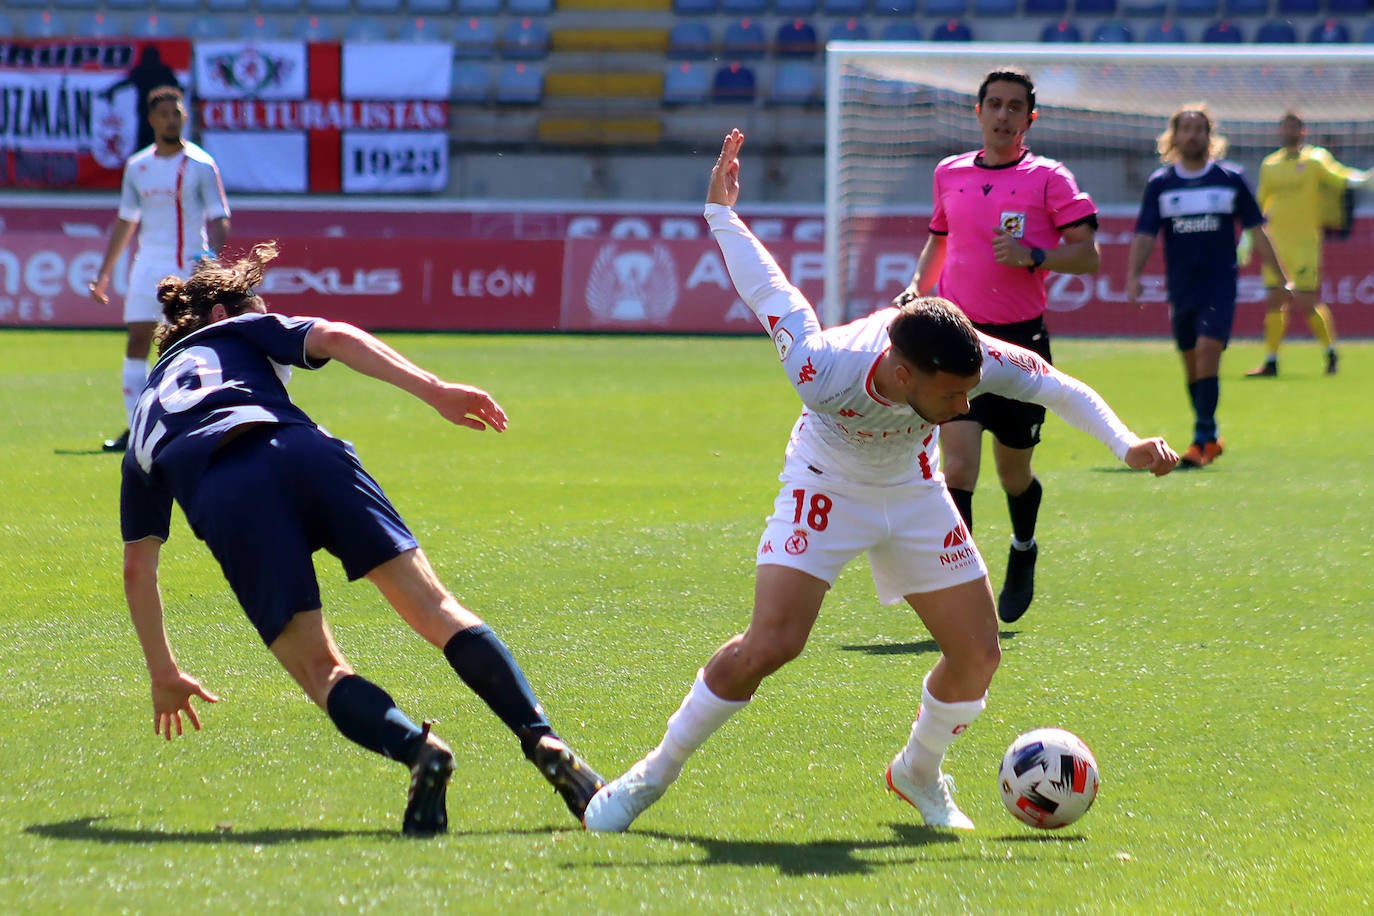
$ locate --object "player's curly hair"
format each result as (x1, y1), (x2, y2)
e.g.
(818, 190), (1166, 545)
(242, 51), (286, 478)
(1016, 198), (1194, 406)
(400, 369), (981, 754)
(888, 294), (983, 377)
(1157, 102), (1229, 165)
(155, 241), (278, 355)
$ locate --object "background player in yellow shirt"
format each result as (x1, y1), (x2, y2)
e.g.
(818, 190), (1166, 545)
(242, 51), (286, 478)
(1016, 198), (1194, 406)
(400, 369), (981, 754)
(1246, 112), (1370, 377)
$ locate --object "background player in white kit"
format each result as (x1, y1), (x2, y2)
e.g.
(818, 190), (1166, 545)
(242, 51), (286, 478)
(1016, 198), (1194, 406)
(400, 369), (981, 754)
(89, 85), (230, 452)
(584, 129), (1179, 834)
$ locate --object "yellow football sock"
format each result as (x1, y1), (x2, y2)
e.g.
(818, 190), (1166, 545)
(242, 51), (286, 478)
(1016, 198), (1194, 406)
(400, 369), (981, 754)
(1262, 309), (1288, 358)
(1308, 305), (1336, 351)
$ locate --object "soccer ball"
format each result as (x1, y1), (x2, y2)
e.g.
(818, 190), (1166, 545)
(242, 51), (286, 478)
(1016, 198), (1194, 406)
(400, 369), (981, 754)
(998, 728), (1100, 829)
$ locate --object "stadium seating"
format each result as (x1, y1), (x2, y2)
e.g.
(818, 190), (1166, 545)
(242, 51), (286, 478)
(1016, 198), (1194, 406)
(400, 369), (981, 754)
(673, 0), (719, 13)
(931, 18), (974, 39)
(769, 61), (819, 105)
(1275, 0), (1318, 12)
(879, 20), (922, 39)
(75, 12), (121, 36)
(502, 18), (552, 59)
(130, 13), (175, 37)
(926, 0), (970, 16)
(722, 18), (768, 57)
(1093, 19), (1133, 39)
(56, 0), (99, 10)
(509, 0), (555, 14)
(1222, 0), (1267, 14)
(873, 0), (918, 13)
(1041, 18), (1083, 40)
(1310, 17), (1352, 39)
(452, 61), (493, 102)
(21, 10), (67, 36)
(496, 62), (545, 104)
(668, 21), (714, 58)
(1254, 18), (1298, 40)
(206, 0), (251, 11)
(305, 0), (351, 12)
(358, 0), (404, 12)
(185, 17), (230, 38)
(106, 0), (151, 9)
(454, 18), (498, 57)
(775, 0), (819, 13)
(827, 18), (871, 41)
(1363, 20), (1374, 40)
(974, 0), (1018, 15)
(823, 0), (868, 14)
(1174, 0), (1218, 15)
(1329, 0), (1368, 12)
(776, 19), (820, 56)
(1074, 0), (1117, 13)
(1026, 0), (1070, 13)
(1202, 18), (1244, 40)
(409, 0), (455, 13)
(399, 16), (443, 40)
(240, 14), (284, 38)
(711, 62), (757, 102)
(663, 61), (711, 104)
(720, 0), (768, 13)
(1144, 19), (1188, 40)
(292, 15), (336, 39)
(345, 16), (391, 39)
(455, 0), (502, 12)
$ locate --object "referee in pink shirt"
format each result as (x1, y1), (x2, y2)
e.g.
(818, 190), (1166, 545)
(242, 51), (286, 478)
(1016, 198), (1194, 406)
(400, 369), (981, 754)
(901, 69), (1101, 625)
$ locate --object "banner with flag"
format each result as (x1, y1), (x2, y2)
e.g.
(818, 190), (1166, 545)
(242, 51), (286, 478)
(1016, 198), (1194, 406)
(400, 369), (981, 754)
(195, 41), (451, 194)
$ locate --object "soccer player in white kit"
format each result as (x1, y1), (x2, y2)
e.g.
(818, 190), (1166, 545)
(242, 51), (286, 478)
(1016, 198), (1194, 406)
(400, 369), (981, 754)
(584, 129), (1179, 833)
(89, 85), (230, 452)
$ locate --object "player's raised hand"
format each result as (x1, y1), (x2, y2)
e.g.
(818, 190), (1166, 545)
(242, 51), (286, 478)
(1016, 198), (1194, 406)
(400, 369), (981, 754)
(427, 382), (509, 432)
(990, 227), (1030, 267)
(1124, 437), (1180, 476)
(150, 671), (219, 741)
(708, 128), (745, 207)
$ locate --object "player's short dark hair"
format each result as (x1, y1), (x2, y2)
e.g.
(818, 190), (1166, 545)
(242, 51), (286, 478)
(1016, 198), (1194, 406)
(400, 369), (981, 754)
(155, 242), (278, 354)
(146, 85), (183, 109)
(977, 69), (1035, 114)
(887, 296), (983, 377)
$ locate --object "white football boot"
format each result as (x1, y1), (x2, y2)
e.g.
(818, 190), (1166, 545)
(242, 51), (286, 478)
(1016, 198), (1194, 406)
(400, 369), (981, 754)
(583, 760), (669, 832)
(885, 760), (975, 831)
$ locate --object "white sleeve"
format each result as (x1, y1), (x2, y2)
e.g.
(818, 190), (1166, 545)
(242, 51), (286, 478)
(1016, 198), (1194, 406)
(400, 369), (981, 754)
(200, 161), (230, 220)
(972, 335), (1137, 461)
(117, 164), (140, 223)
(704, 203), (839, 406)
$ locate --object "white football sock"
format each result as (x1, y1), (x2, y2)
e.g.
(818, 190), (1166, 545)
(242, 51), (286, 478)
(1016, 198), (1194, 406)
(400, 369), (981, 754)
(122, 357), (149, 426)
(642, 669), (748, 785)
(896, 673), (987, 786)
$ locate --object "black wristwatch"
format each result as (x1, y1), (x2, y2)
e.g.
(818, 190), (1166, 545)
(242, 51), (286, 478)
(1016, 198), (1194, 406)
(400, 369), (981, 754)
(1029, 247), (1047, 270)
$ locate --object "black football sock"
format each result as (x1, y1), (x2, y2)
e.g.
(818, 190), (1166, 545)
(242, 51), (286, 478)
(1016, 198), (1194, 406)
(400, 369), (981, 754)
(1006, 477), (1042, 546)
(948, 487), (974, 531)
(325, 674), (426, 763)
(443, 624), (553, 760)
(1193, 376), (1219, 443)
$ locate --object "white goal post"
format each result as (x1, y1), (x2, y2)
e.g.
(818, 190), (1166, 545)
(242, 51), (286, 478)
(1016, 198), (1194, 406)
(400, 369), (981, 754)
(823, 43), (1374, 327)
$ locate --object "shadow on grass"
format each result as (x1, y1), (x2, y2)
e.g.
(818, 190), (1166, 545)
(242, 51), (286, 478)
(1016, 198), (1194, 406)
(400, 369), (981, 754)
(27, 816), (399, 845)
(841, 630), (1019, 657)
(53, 449), (116, 457)
(581, 822), (961, 876)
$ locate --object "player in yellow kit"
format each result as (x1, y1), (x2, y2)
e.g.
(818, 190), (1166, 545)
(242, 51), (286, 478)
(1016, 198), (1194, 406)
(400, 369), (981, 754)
(1246, 112), (1371, 377)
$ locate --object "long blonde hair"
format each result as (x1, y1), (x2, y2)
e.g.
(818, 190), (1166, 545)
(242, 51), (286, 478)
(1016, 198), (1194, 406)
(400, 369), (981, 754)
(1156, 102), (1229, 164)
(154, 242), (278, 354)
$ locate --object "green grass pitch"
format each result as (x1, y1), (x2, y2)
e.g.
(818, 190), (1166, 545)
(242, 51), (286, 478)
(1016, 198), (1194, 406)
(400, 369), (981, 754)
(1, 330), (1370, 914)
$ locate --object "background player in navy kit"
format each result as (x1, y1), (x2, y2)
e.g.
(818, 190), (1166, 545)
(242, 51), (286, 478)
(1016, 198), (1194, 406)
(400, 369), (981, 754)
(120, 243), (603, 835)
(1125, 103), (1290, 469)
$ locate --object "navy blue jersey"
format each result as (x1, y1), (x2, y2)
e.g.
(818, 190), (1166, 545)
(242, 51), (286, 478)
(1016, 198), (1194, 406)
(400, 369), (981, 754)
(1135, 161), (1264, 282)
(120, 312), (329, 542)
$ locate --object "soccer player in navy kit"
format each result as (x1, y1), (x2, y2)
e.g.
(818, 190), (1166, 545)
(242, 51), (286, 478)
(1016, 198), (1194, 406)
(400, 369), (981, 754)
(1126, 104), (1291, 468)
(120, 242), (603, 835)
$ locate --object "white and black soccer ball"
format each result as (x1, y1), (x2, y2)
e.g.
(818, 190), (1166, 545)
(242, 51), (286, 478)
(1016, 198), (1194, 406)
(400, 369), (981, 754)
(998, 728), (1100, 829)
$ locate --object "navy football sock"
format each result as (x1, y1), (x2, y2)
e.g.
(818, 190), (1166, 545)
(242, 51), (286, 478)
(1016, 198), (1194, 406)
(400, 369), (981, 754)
(443, 624), (552, 760)
(1193, 376), (1220, 443)
(1006, 477), (1042, 545)
(325, 674), (425, 763)
(948, 487), (974, 531)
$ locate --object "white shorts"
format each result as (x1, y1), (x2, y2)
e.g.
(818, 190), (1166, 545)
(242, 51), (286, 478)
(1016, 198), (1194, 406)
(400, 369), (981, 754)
(124, 257), (188, 324)
(756, 467), (987, 604)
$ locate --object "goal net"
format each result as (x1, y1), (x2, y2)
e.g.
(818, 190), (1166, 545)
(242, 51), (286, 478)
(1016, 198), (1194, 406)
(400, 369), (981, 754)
(823, 43), (1374, 329)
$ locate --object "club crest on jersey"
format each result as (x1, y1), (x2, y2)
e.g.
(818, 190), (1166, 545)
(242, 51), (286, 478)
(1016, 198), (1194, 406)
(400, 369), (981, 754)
(774, 327), (794, 361)
(1000, 212), (1027, 238)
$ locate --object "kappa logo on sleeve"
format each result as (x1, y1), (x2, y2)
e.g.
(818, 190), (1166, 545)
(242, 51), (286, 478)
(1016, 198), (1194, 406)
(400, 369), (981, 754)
(797, 357), (817, 384)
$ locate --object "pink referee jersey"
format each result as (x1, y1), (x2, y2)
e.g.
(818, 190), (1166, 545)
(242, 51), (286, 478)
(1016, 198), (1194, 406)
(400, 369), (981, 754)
(929, 149), (1097, 324)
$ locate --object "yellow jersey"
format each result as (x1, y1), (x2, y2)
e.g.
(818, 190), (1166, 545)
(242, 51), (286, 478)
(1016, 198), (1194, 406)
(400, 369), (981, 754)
(1258, 144), (1358, 239)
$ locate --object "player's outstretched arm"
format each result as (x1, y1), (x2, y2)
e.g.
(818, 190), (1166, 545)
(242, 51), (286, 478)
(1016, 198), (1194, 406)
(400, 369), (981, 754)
(707, 128), (744, 208)
(124, 538), (219, 740)
(305, 320), (508, 432)
(1123, 437), (1180, 476)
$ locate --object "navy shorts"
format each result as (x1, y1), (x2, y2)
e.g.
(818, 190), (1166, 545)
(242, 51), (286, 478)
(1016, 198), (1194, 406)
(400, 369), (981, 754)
(184, 424), (419, 646)
(953, 315), (1051, 450)
(1169, 268), (1237, 351)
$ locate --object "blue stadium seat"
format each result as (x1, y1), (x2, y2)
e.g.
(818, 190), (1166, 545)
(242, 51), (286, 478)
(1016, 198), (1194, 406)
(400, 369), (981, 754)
(1041, 18), (1083, 40)
(668, 21), (714, 58)
(1144, 19), (1188, 40)
(775, 0), (818, 12)
(776, 18), (820, 54)
(292, 15), (336, 39)
(722, 18), (768, 57)
(306, 0), (352, 12)
(880, 20), (923, 38)
(925, 0), (969, 15)
(508, 0), (554, 14)
(56, 0), (99, 11)
(131, 13), (176, 37)
(400, 16), (444, 40)
(1222, 0), (1267, 14)
(1254, 18), (1296, 39)
(931, 18), (973, 39)
(673, 0), (718, 12)
(823, 0), (868, 14)
(1202, 18), (1245, 39)
(185, 17), (231, 38)
(720, 0), (768, 13)
(358, 0), (404, 12)
(345, 16), (391, 40)
(158, 0), (201, 10)
(769, 61), (819, 104)
(107, 0), (157, 9)
(451, 61), (492, 102)
(1092, 19), (1133, 39)
(1025, 0), (1069, 12)
(240, 14), (284, 38)
(1362, 20), (1374, 40)
(827, 17), (872, 41)
(22, 11), (67, 36)
(873, 0), (918, 12)
(1309, 17), (1351, 40)
(502, 17), (552, 59)
(712, 62), (757, 103)
(75, 12), (121, 36)
(1120, 0), (1167, 15)
(206, 0), (251, 11)
(409, 0), (455, 13)
(1274, 0), (1317, 12)
(1328, 0), (1367, 13)
(1174, 0), (1218, 14)
(456, 0), (503, 13)
(1074, 0), (1117, 13)
(663, 62), (711, 104)
(6, 0), (46, 8)
(454, 18), (498, 57)
(974, 0), (1017, 13)
(258, 0), (303, 11)
(496, 62), (544, 104)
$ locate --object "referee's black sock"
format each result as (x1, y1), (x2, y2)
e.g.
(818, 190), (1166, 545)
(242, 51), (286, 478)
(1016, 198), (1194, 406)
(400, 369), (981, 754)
(948, 487), (974, 531)
(325, 674), (425, 763)
(443, 624), (553, 760)
(1006, 477), (1042, 546)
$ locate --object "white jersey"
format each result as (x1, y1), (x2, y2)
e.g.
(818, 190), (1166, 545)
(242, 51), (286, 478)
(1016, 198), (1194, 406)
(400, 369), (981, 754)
(118, 141), (230, 272)
(705, 203), (1136, 489)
